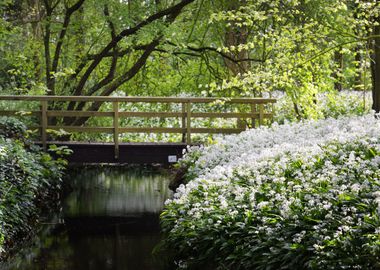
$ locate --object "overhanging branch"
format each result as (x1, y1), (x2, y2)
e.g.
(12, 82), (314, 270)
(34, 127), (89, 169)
(71, 0), (195, 97)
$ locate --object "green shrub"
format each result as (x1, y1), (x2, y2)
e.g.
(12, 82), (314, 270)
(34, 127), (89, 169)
(0, 118), (65, 259)
(0, 117), (27, 140)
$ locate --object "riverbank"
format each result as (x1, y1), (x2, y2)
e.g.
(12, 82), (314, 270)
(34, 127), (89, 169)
(161, 114), (380, 269)
(0, 117), (66, 261)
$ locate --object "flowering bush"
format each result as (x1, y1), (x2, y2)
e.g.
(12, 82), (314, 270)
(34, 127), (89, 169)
(161, 114), (380, 269)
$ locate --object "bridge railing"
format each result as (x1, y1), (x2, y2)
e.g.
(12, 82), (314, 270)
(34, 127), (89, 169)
(0, 96), (276, 159)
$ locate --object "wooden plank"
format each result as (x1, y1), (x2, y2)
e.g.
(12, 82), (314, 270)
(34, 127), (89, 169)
(191, 112), (274, 119)
(181, 103), (186, 143)
(119, 111), (183, 118)
(113, 102), (119, 160)
(119, 127), (186, 133)
(186, 102), (191, 144)
(0, 95), (277, 104)
(191, 128), (246, 134)
(251, 104), (257, 128)
(62, 127), (249, 134)
(41, 101), (48, 151)
(0, 111), (40, 116)
(192, 112), (256, 118)
(46, 126), (114, 133)
(0, 110), (272, 120)
(259, 104), (264, 126)
(43, 141), (191, 146)
(47, 111), (113, 117)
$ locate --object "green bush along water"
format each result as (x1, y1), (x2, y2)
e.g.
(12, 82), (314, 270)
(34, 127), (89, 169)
(0, 117), (65, 260)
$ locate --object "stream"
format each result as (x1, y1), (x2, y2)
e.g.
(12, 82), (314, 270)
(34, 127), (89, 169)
(3, 166), (173, 270)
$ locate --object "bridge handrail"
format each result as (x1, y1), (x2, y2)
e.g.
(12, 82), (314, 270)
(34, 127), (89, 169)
(0, 95), (276, 103)
(0, 95), (276, 160)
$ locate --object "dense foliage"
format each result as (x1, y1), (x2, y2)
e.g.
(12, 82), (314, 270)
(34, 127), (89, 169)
(161, 114), (380, 269)
(0, 0), (379, 119)
(0, 117), (65, 259)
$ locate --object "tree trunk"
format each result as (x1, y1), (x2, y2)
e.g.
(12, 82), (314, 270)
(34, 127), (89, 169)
(333, 48), (343, 91)
(28, 0), (43, 82)
(372, 23), (380, 112)
(223, 0), (250, 77)
(354, 45), (362, 91)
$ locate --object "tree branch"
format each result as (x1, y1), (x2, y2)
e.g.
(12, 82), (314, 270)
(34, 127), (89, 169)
(71, 5), (119, 113)
(71, 38), (161, 126)
(89, 43), (264, 63)
(50, 0), (85, 94)
(166, 41), (264, 64)
(71, 0), (195, 97)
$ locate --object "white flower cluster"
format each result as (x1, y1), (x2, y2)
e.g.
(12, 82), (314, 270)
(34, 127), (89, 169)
(162, 114), (380, 269)
(183, 114), (380, 181)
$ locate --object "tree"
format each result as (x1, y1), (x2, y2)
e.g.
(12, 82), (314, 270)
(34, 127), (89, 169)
(1, 0), (196, 125)
(182, 0), (379, 118)
(372, 17), (380, 112)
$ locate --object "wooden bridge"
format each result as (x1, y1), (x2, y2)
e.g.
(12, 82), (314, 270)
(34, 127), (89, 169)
(0, 95), (276, 164)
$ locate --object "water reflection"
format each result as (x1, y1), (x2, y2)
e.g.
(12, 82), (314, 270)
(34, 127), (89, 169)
(13, 229), (165, 270)
(65, 168), (172, 216)
(3, 167), (172, 270)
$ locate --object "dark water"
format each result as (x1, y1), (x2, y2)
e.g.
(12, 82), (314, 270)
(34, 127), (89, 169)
(3, 167), (173, 270)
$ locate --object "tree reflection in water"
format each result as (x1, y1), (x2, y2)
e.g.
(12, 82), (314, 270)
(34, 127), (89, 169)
(4, 167), (173, 270)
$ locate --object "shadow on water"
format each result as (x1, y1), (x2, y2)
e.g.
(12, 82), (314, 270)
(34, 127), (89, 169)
(2, 166), (174, 270)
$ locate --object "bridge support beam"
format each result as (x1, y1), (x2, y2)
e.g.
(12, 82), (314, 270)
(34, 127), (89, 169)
(45, 142), (189, 165)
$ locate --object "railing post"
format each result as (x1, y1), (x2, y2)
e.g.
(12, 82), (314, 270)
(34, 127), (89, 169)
(181, 102), (186, 143)
(259, 103), (264, 127)
(186, 101), (191, 144)
(41, 100), (48, 151)
(251, 103), (257, 128)
(113, 101), (119, 160)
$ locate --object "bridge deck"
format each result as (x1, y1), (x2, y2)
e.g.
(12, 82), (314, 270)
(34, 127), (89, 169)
(43, 142), (191, 164)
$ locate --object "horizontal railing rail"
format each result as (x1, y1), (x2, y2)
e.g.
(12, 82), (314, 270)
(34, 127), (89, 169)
(0, 95), (276, 103)
(0, 95), (276, 159)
